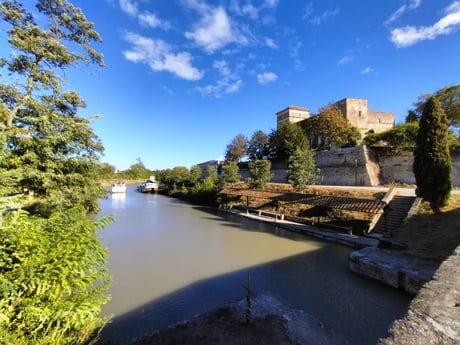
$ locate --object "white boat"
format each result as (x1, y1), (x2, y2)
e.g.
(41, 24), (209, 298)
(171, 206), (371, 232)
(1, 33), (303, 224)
(111, 182), (127, 193)
(137, 176), (158, 193)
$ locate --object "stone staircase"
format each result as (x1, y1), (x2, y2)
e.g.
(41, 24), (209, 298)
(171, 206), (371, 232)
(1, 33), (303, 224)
(370, 195), (417, 235)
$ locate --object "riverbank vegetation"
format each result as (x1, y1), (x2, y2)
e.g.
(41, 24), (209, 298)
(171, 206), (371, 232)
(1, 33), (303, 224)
(0, 1), (111, 344)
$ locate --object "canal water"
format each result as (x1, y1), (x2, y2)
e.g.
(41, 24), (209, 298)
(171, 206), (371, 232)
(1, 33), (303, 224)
(98, 185), (411, 345)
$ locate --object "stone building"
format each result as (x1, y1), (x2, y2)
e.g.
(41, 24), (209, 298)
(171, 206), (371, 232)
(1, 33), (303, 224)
(276, 105), (310, 126)
(334, 98), (395, 138)
(276, 98), (395, 139)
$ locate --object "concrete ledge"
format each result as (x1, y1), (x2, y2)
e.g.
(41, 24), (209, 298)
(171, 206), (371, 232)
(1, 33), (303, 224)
(378, 245), (460, 345)
(349, 247), (436, 295)
(225, 209), (379, 249)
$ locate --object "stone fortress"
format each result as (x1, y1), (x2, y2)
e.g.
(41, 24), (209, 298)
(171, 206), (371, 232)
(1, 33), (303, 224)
(271, 98), (460, 187)
(276, 98), (395, 138)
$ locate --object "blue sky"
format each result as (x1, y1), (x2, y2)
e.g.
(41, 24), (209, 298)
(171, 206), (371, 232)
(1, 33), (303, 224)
(11, 1), (460, 170)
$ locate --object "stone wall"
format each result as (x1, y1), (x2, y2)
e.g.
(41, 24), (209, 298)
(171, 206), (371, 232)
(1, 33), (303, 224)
(367, 109), (396, 133)
(314, 146), (379, 186)
(378, 246), (460, 345)
(378, 155), (416, 185)
(378, 152), (460, 187)
(237, 147), (460, 187)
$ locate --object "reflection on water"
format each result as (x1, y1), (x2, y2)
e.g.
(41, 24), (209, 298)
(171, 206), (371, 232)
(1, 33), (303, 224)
(99, 186), (411, 345)
(111, 192), (126, 209)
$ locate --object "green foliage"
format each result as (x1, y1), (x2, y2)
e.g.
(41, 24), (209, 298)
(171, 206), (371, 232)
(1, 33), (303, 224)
(0, 207), (112, 345)
(158, 166), (192, 193)
(405, 110), (419, 123)
(413, 97), (452, 212)
(0, 0), (106, 213)
(189, 169), (219, 206)
(269, 122), (308, 161)
(95, 162), (117, 179)
(156, 165), (219, 206)
(189, 165), (202, 185)
(247, 130), (270, 161)
(0, 2), (111, 343)
(117, 158), (152, 180)
(305, 104), (354, 149)
(287, 147), (319, 193)
(364, 123), (419, 154)
(346, 126), (361, 147)
(218, 161), (240, 187)
(247, 160), (273, 189)
(414, 84), (460, 129)
(225, 134), (248, 162)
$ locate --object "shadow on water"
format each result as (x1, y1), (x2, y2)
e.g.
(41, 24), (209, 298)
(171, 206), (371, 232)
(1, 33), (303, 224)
(99, 246), (411, 345)
(98, 191), (412, 345)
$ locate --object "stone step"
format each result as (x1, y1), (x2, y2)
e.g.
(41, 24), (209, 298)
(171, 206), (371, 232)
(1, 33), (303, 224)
(371, 195), (416, 234)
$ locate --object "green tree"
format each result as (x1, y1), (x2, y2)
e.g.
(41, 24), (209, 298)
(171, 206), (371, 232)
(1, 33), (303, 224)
(224, 134), (248, 162)
(189, 166), (218, 205)
(306, 104), (353, 149)
(247, 130), (270, 161)
(0, 1), (111, 343)
(96, 162), (117, 179)
(414, 85), (460, 129)
(269, 122), (308, 161)
(247, 160), (273, 189)
(0, 0), (106, 212)
(413, 97), (452, 212)
(203, 166), (217, 185)
(405, 110), (419, 123)
(218, 161), (240, 187)
(287, 147), (319, 193)
(189, 165), (203, 186)
(119, 158), (152, 180)
(159, 166), (190, 193)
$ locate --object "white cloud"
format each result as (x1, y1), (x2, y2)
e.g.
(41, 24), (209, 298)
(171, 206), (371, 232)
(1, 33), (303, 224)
(123, 32), (204, 81)
(242, 4), (260, 20)
(119, 0), (137, 17)
(390, 1), (460, 47)
(385, 0), (421, 26)
(196, 60), (243, 97)
(185, 5), (246, 53)
(303, 3), (340, 26)
(257, 71), (278, 84)
(230, 0), (279, 18)
(265, 37), (277, 49)
(138, 12), (170, 29)
(213, 60), (231, 76)
(361, 67), (374, 74)
(337, 55), (354, 66)
(264, 0), (279, 8)
(196, 79), (243, 97)
(119, 0), (170, 29)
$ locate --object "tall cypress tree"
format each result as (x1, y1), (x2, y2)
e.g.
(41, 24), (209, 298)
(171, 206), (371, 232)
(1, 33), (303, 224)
(413, 96), (452, 212)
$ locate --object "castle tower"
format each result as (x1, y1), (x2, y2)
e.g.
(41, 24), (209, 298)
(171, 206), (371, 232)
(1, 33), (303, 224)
(276, 106), (310, 128)
(334, 98), (394, 138)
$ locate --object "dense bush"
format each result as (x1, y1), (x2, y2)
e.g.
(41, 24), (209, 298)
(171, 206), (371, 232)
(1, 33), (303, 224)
(0, 207), (112, 345)
(364, 123), (419, 154)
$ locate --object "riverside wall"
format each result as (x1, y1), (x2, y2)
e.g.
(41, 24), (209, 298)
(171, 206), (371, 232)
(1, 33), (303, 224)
(239, 147), (460, 187)
(379, 151), (460, 186)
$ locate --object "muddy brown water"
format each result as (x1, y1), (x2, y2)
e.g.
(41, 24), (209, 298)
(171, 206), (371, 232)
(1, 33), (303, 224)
(98, 185), (411, 344)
